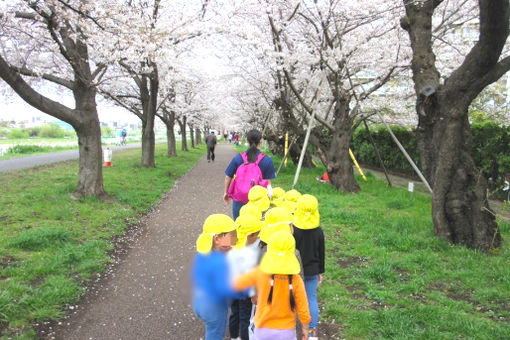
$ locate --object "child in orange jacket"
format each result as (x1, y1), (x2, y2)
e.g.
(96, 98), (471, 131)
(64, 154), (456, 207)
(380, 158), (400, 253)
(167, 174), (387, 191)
(232, 230), (310, 340)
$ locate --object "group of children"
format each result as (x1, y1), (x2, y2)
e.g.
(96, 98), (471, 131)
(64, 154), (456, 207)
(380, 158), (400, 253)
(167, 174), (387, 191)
(191, 185), (325, 340)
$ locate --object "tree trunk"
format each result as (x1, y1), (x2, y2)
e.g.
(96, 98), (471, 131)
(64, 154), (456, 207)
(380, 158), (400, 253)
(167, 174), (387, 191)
(141, 116), (155, 167)
(401, 0), (508, 250)
(165, 112), (177, 157)
(74, 117), (105, 199)
(313, 127), (359, 192)
(288, 138), (315, 168)
(140, 70), (158, 168)
(189, 123), (195, 148)
(195, 127), (201, 145)
(72, 84), (106, 199)
(431, 106), (500, 249)
(178, 116), (188, 151)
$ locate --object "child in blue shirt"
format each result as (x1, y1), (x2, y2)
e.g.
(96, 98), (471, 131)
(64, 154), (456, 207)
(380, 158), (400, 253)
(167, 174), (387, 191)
(191, 214), (246, 340)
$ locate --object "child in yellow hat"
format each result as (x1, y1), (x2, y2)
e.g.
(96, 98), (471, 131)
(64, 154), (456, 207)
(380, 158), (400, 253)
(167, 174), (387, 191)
(227, 214), (263, 340)
(232, 230), (311, 340)
(281, 189), (302, 213)
(191, 214), (247, 340)
(248, 185), (271, 213)
(269, 187), (285, 207)
(239, 202), (263, 221)
(293, 194), (324, 340)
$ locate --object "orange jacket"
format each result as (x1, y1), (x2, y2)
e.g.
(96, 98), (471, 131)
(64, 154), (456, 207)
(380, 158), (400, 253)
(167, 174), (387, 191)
(233, 266), (311, 330)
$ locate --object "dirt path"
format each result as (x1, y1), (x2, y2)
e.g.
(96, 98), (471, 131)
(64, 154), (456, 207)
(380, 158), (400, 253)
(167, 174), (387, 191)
(46, 143), (236, 340)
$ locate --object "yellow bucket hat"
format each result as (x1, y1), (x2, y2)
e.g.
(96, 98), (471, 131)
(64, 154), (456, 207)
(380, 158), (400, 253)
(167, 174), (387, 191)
(234, 214), (263, 249)
(248, 185), (270, 212)
(259, 207), (293, 243)
(196, 214), (236, 254)
(270, 187), (285, 207)
(293, 194), (320, 230)
(239, 202), (262, 220)
(260, 230), (300, 275)
(282, 189), (302, 213)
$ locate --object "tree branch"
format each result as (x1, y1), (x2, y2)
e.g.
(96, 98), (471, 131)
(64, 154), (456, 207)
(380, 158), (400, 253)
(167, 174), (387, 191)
(445, 0), (509, 98)
(55, 0), (105, 30)
(0, 55), (78, 126)
(12, 65), (74, 89)
(100, 90), (142, 119)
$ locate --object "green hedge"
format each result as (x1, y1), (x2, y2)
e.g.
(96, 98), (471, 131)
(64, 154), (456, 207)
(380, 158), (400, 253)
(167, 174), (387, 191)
(352, 125), (419, 175)
(351, 122), (510, 192)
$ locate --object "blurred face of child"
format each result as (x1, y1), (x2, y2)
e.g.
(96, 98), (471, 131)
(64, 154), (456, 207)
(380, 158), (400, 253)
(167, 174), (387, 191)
(213, 230), (238, 252)
(246, 231), (260, 245)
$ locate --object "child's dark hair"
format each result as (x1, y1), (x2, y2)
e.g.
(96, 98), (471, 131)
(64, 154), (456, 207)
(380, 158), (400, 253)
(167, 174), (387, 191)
(246, 129), (262, 163)
(267, 274), (296, 311)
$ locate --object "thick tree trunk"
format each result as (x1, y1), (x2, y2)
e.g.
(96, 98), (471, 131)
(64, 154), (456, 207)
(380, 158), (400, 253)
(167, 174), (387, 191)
(402, 0), (508, 250)
(166, 125), (177, 157)
(273, 96), (316, 168)
(164, 112), (177, 157)
(189, 124), (195, 148)
(73, 86), (106, 199)
(195, 127), (201, 145)
(74, 118), (105, 199)
(141, 117), (155, 167)
(288, 138), (315, 168)
(428, 101), (500, 249)
(179, 116), (188, 151)
(314, 127), (359, 192)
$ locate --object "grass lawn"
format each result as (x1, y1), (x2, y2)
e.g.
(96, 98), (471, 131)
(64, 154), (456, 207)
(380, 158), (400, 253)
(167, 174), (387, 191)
(0, 137), (170, 160)
(0, 143), (204, 339)
(271, 155), (510, 339)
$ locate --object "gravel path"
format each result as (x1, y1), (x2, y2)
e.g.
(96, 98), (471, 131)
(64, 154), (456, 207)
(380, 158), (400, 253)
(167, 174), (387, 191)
(47, 143), (236, 340)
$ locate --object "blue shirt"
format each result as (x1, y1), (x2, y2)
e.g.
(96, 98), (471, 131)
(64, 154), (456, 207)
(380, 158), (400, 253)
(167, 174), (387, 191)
(225, 149), (276, 180)
(191, 251), (245, 304)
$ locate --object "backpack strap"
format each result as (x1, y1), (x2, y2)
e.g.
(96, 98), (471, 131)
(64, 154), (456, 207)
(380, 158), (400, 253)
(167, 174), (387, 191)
(255, 153), (265, 166)
(240, 152), (249, 164)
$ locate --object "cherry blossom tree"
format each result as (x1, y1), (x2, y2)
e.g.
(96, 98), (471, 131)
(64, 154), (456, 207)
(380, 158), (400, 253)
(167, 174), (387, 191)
(401, 0), (510, 250)
(263, 0), (407, 191)
(0, 0), (108, 199)
(96, 0), (209, 167)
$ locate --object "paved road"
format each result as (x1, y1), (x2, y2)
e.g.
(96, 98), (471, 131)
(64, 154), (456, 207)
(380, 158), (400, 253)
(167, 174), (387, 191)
(45, 143), (235, 340)
(0, 144), (144, 172)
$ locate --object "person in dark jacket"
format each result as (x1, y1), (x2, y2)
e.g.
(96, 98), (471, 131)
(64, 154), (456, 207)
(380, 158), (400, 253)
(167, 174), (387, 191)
(205, 131), (217, 162)
(292, 194), (324, 340)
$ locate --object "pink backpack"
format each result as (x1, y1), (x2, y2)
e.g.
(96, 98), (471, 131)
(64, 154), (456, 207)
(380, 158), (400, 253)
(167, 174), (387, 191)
(228, 152), (268, 203)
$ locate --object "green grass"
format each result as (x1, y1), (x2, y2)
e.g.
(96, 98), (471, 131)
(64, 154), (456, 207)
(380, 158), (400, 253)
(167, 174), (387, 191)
(271, 156), (510, 339)
(0, 137), (78, 145)
(0, 137), (170, 160)
(0, 143), (204, 338)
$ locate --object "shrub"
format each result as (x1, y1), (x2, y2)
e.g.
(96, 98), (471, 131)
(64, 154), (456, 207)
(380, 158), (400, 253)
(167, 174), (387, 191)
(101, 126), (114, 137)
(7, 128), (29, 139)
(25, 126), (41, 137)
(352, 125), (419, 175)
(40, 123), (66, 138)
(7, 144), (46, 154)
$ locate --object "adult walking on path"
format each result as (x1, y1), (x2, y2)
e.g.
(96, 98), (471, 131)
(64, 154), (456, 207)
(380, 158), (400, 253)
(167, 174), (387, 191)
(223, 129), (276, 220)
(205, 131), (217, 163)
(47, 144), (238, 340)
